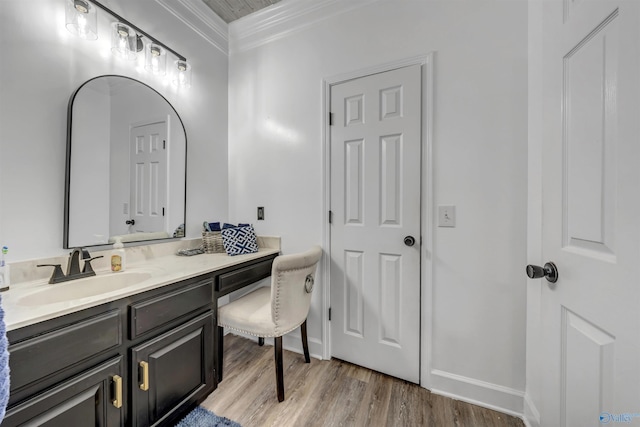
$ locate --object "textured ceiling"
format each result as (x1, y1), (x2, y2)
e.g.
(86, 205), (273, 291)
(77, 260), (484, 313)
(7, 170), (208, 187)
(201, 0), (283, 23)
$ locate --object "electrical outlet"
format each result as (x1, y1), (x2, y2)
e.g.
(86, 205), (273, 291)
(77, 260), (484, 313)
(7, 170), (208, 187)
(257, 206), (264, 220)
(438, 205), (456, 227)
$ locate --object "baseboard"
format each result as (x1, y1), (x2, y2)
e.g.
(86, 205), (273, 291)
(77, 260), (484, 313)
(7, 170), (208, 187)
(523, 393), (540, 427)
(223, 330), (324, 360)
(430, 369), (525, 419)
(282, 332), (323, 360)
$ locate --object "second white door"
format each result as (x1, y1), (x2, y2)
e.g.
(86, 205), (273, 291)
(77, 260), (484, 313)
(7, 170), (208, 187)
(330, 64), (421, 383)
(535, 0), (640, 425)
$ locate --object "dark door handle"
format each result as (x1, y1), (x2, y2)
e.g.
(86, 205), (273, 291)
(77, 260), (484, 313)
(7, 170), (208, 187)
(404, 236), (416, 247)
(526, 262), (558, 283)
(126, 219), (135, 226)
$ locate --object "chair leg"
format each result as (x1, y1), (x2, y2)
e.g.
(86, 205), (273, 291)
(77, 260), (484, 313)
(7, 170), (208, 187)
(258, 337), (264, 346)
(217, 326), (224, 383)
(274, 336), (284, 402)
(301, 319), (310, 363)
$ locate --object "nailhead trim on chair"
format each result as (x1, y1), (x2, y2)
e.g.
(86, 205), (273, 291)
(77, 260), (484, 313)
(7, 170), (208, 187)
(220, 321), (304, 339)
(219, 263), (319, 338)
(273, 271), (283, 336)
(272, 265), (315, 336)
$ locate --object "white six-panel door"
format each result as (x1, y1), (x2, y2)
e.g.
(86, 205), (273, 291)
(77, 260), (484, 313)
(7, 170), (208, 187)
(330, 65), (421, 383)
(129, 121), (167, 234)
(537, 1), (640, 425)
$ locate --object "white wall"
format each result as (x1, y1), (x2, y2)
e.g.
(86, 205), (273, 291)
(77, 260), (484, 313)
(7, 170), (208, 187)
(0, 0), (530, 416)
(227, 0), (528, 414)
(0, 0), (228, 261)
(69, 83), (111, 245)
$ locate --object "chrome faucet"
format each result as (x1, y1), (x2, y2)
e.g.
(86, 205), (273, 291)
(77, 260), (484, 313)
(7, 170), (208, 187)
(37, 248), (103, 284)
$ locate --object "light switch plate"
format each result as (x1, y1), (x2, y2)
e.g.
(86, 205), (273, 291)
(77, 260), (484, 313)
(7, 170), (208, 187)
(438, 205), (456, 227)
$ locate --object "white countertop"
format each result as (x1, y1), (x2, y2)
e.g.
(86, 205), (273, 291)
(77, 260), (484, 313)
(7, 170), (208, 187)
(2, 240), (279, 332)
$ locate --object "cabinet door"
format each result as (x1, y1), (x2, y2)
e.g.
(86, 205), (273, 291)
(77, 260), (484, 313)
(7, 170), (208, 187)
(131, 311), (213, 427)
(3, 356), (124, 427)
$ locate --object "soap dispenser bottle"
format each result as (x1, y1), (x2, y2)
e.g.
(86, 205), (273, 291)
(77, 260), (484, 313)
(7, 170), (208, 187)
(0, 246), (9, 291)
(111, 238), (126, 272)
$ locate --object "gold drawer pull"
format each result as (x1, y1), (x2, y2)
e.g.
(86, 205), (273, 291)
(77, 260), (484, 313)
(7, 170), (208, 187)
(139, 361), (149, 391)
(112, 375), (123, 408)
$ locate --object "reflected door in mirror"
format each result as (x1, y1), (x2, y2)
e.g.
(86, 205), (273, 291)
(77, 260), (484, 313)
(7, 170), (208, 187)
(130, 121), (167, 234)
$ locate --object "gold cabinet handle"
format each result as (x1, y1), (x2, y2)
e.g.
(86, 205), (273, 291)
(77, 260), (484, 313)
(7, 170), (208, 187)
(139, 361), (149, 391)
(112, 375), (123, 408)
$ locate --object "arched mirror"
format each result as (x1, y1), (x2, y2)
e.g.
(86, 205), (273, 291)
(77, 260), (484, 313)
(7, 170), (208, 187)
(64, 75), (187, 248)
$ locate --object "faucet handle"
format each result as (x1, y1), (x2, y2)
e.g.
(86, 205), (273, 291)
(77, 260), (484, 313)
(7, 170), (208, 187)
(82, 256), (104, 274)
(37, 264), (66, 284)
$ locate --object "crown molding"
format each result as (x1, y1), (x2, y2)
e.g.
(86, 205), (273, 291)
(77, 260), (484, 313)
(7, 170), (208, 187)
(155, 0), (229, 55)
(229, 0), (382, 53)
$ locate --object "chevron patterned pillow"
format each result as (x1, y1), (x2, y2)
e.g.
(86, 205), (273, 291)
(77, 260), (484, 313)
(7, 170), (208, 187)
(221, 225), (259, 256)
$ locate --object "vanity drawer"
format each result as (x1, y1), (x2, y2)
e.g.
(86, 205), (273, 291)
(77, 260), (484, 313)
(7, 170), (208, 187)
(9, 309), (121, 392)
(129, 279), (212, 339)
(216, 258), (274, 294)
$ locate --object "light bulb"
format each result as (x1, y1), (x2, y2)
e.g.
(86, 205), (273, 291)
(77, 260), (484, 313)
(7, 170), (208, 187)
(77, 14), (87, 35)
(173, 60), (192, 88)
(145, 44), (166, 75)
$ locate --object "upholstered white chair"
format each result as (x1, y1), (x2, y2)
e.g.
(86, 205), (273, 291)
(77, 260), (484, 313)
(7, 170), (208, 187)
(217, 246), (322, 402)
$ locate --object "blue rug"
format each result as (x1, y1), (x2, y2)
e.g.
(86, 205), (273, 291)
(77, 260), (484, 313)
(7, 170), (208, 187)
(175, 406), (241, 427)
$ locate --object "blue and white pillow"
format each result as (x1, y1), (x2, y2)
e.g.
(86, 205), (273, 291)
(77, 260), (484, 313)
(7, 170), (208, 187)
(221, 224), (258, 256)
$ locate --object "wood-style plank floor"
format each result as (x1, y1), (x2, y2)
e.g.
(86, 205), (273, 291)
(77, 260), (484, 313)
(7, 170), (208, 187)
(201, 334), (525, 427)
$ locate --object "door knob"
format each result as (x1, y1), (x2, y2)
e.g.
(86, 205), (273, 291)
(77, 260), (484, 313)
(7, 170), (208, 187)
(126, 219), (135, 226)
(404, 236), (416, 247)
(526, 262), (558, 283)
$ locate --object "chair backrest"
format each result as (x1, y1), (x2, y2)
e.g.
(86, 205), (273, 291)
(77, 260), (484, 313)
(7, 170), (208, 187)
(270, 246), (322, 335)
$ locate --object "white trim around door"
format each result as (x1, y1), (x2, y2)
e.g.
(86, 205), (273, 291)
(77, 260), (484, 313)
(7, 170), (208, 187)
(321, 52), (435, 388)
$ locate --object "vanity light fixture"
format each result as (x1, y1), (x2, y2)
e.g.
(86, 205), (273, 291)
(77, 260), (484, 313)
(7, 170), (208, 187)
(174, 60), (192, 88)
(65, 0), (97, 40)
(64, 0), (191, 87)
(145, 43), (167, 76)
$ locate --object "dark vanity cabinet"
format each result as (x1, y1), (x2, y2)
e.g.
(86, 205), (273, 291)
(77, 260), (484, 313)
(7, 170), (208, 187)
(130, 313), (212, 426)
(2, 254), (276, 427)
(5, 307), (125, 426)
(4, 356), (124, 426)
(3, 275), (214, 427)
(128, 281), (214, 427)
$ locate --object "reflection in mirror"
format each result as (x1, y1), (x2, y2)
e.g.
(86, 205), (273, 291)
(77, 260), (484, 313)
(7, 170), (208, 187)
(64, 75), (187, 248)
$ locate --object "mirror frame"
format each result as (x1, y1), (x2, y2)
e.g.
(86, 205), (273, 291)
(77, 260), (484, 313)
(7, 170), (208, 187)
(63, 75), (188, 249)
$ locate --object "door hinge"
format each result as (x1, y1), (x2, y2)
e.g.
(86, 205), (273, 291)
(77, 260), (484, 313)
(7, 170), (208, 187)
(329, 307), (331, 321)
(329, 112), (334, 126)
(328, 210), (333, 224)
(162, 207), (165, 216)
(163, 140), (166, 149)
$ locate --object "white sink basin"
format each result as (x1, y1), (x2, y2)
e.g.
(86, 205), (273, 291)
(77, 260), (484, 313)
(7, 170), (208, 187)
(17, 271), (153, 306)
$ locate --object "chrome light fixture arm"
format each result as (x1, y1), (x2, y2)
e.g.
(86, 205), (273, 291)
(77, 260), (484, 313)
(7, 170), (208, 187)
(88, 0), (186, 61)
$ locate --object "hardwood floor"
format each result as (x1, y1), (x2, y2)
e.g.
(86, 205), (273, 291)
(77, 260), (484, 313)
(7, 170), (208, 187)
(201, 334), (524, 427)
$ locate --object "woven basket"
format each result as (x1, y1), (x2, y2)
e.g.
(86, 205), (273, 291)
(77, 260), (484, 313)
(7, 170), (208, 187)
(202, 231), (224, 253)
